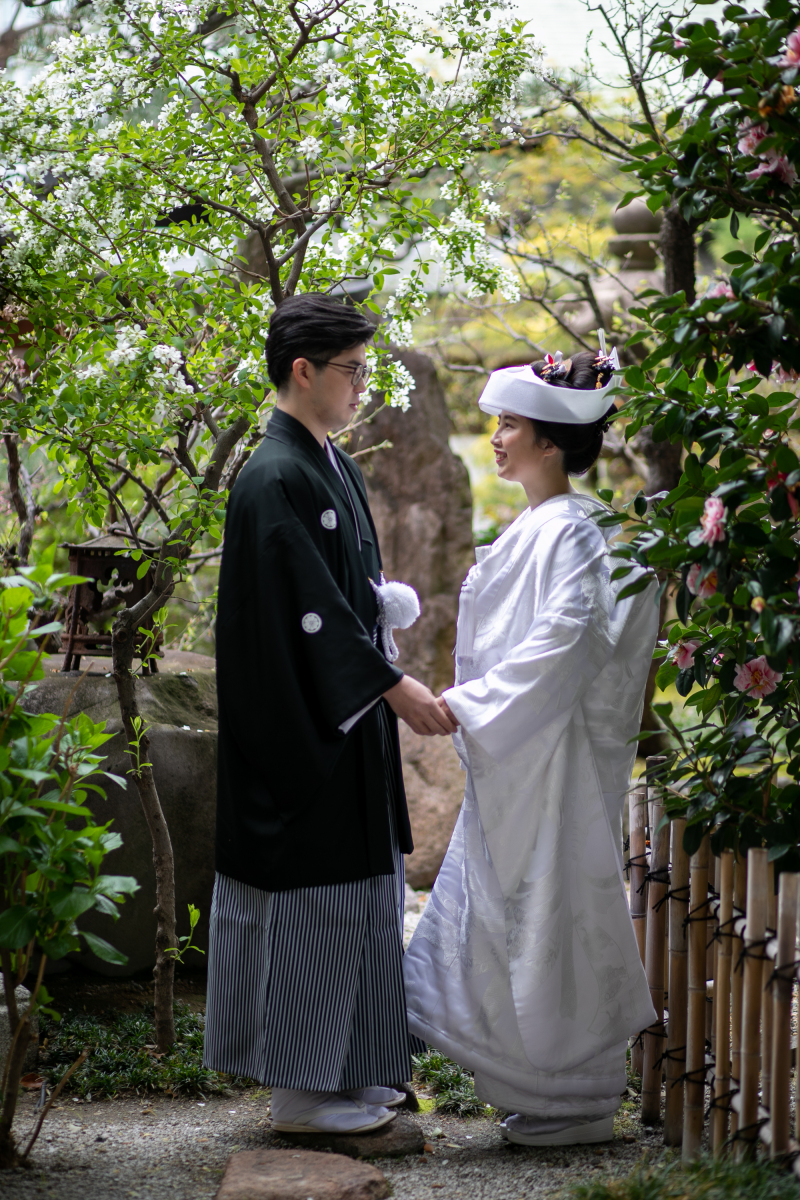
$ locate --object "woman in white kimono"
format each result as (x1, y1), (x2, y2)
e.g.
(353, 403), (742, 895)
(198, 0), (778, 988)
(403, 349), (659, 1146)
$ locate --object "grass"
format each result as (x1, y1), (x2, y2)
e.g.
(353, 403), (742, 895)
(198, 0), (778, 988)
(564, 1155), (800, 1200)
(39, 1002), (255, 1098)
(412, 1049), (492, 1117)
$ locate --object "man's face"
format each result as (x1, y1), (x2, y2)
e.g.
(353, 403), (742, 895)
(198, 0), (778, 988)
(303, 342), (369, 432)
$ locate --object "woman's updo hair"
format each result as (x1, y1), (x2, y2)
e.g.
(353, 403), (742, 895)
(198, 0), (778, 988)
(528, 350), (617, 477)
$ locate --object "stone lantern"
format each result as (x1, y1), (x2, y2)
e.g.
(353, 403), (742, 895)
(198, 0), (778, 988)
(558, 197), (664, 337)
(60, 532), (163, 674)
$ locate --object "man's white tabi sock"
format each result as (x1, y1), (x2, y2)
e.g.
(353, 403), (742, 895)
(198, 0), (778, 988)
(270, 1087), (396, 1134)
(342, 1087), (405, 1108)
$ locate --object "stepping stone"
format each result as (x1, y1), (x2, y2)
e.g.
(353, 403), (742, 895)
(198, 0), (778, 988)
(277, 1114), (425, 1159)
(215, 1148), (389, 1200)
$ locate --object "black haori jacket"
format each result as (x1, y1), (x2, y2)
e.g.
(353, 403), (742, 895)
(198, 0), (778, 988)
(215, 407), (412, 892)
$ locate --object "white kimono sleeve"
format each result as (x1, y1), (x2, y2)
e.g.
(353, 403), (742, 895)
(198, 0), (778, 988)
(443, 519), (619, 762)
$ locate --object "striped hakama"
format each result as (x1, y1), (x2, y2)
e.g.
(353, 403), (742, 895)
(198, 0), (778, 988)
(203, 704), (419, 1090)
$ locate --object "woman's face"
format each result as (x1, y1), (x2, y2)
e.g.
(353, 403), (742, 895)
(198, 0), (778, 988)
(490, 411), (560, 484)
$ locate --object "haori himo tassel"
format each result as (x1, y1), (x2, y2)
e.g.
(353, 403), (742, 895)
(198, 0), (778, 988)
(370, 576), (421, 663)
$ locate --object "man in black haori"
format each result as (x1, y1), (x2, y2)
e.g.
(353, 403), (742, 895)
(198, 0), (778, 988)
(203, 294), (455, 1134)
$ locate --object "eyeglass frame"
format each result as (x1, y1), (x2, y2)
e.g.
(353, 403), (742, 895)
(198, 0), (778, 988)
(306, 358), (372, 387)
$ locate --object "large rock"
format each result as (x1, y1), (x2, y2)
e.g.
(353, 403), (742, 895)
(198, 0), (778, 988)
(25, 651), (217, 977)
(348, 350), (473, 885)
(399, 725), (465, 889)
(0, 985), (38, 1073)
(216, 1148), (389, 1200)
(277, 1114), (424, 1160)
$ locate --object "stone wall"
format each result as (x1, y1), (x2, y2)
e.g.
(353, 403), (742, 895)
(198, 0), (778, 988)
(26, 651), (217, 977)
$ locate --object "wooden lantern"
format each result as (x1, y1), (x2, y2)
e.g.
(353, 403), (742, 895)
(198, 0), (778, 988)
(60, 532), (163, 674)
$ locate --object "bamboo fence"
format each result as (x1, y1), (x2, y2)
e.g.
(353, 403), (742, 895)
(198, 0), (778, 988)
(627, 759), (800, 1166)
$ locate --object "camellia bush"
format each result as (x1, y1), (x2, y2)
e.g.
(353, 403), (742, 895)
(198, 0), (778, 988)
(0, 0), (540, 1046)
(0, 555), (137, 1168)
(601, 0), (800, 863)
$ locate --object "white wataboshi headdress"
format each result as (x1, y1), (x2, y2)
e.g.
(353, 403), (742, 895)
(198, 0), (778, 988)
(478, 343), (621, 426)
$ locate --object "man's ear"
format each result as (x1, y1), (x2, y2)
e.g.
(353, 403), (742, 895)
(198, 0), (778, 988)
(291, 357), (315, 389)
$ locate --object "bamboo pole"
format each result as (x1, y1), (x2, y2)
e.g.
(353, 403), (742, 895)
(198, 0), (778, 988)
(770, 871), (797, 1159)
(730, 850), (747, 1139)
(683, 835), (710, 1160)
(796, 882), (800, 1146)
(738, 847), (767, 1159)
(641, 785), (669, 1125)
(712, 849), (734, 1156)
(761, 862), (776, 1118)
(629, 784), (648, 1079)
(664, 817), (689, 1147)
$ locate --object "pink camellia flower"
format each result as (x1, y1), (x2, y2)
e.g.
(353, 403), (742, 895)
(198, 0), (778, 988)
(776, 365), (800, 384)
(672, 639), (701, 670)
(737, 119), (768, 155)
(747, 154), (798, 186)
(778, 26), (800, 67)
(687, 563), (718, 598)
(734, 655), (783, 698)
(699, 496), (726, 544)
(708, 280), (734, 299)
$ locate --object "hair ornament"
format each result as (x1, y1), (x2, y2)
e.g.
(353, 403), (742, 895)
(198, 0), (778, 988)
(540, 350), (571, 383)
(593, 353), (616, 390)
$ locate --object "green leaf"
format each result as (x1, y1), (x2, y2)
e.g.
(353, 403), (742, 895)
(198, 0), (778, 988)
(617, 574), (654, 601)
(49, 889), (96, 921)
(80, 930), (128, 965)
(0, 905), (38, 949)
(597, 488), (614, 503)
(655, 661), (680, 691)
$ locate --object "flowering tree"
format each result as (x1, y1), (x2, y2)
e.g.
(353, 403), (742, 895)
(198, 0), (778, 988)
(602, 0), (800, 862)
(0, 0), (538, 1047)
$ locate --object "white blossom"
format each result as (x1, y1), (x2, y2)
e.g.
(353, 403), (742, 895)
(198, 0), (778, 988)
(297, 136), (323, 161)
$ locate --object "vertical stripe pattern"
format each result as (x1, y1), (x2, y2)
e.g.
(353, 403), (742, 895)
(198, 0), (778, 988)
(204, 702), (418, 1089)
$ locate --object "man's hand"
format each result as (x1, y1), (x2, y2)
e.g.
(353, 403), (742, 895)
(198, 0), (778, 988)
(383, 675), (459, 736)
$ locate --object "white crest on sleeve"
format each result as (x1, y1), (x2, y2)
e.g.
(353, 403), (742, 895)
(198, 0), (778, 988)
(301, 613), (323, 633)
(320, 509), (338, 530)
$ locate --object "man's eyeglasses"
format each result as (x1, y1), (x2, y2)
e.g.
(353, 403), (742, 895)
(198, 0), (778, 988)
(309, 359), (372, 387)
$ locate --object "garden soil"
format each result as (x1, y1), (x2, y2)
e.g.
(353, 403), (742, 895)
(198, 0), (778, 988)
(1, 1084), (664, 1200)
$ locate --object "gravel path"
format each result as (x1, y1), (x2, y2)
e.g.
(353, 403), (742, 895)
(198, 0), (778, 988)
(1, 1088), (664, 1200)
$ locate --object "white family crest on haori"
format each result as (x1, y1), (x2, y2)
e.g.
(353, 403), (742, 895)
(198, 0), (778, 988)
(320, 509), (338, 530)
(301, 612), (323, 633)
(370, 577), (421, 662)
(403, 492), (659, 1119)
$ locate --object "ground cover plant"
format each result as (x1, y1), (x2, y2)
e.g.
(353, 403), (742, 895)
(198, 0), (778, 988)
(565, 1154), (800, 1200)
(39, 1002), (253, 1098)
(412, 1049), (490, 1117)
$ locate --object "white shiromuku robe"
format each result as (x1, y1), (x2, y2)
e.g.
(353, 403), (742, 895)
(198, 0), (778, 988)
(403, 492), (659, 1119)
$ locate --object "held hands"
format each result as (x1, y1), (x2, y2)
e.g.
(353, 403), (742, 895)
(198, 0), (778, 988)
(383, 675), (459, 737)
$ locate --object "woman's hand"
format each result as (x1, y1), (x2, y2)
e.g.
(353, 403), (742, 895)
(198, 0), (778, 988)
(436, 696), (459, 728)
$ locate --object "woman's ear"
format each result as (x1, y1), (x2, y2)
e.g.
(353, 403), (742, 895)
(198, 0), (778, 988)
(536, 435), (559, 459)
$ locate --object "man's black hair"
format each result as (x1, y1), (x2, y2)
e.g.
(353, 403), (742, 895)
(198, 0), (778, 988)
(265, 294), (376, 390)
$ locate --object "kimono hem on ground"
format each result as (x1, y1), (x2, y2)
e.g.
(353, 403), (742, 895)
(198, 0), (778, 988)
(403, 492), (659, 1118)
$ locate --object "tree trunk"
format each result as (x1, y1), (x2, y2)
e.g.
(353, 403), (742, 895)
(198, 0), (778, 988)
(660, 202), (696, 303)
(0, 1013), (32, 1168)
(112, 609), (176, 1052)
(631, 202), (696, 756)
